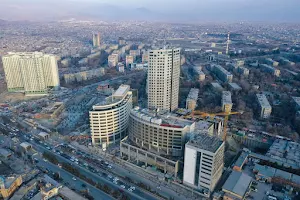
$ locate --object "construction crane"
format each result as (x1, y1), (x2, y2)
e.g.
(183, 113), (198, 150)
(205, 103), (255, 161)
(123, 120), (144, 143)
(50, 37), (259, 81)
(187, 110), (243, 141)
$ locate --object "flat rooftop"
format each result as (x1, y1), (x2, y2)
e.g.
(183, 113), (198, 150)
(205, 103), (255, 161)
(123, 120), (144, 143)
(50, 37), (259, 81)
(222, 171), (252, 198)
(234, 151), (249, 168)
(187, 88), (199, 101)
(292, 96), (300, 107)
(211, 82), (223, 90)
(213, 64), (232, 76)
(187, 133), (223, 153)
(256, 94), (271, 108)
(113, 84), (130, 98)
(131, 108), (194, 129)
(222, 91), (232, 104)
(229, 83), (242, 90)
(59, 186), (88, 200)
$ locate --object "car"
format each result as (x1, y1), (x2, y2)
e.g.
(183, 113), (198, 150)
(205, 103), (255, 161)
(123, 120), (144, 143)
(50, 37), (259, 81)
(108, 165), (112, 169)
(72, 177), (77, 181)
(130, 186), (135, 190)
(128, 188), (133, 192)
(120, 185), (126, 189)
(108, 175), (113, 179)
(43, 159), (48, 162)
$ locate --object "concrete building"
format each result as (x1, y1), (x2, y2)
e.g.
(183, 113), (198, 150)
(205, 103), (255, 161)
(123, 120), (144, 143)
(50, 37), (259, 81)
(129, 49), (140, 57)
(211, 64), (233, 83)
(279, 57), (295, 66)
(292, 96), (300, 110)
(222, 171), (252, 200)
(229, 83), (242, 91)
(265, 58), (279, 67)
(117, 63), (125, 72)
(126, 55), (134, 67)
(260, 64), (281, 77)
(222, 91), (233, 113)
(92, 33), (101, 47)
(211, 82), (224, 92)
(118, 37), (126, 46)
(147, 48), (181, 111)
(90, 85), (132, 146)
(2, 52), (60, 96)
(127, 107), (195, 157)
(0, 175), (23, 199)
(186, 88), (199, 111)
(193, 66), (206, 81)
(183, 134), (225, 196)
(256, 94), (272, 119)
(142, 52), (149, 63)
(108, 54), (118, 67)
(233, 59), (245, 67)
(237, 66), (249, 76)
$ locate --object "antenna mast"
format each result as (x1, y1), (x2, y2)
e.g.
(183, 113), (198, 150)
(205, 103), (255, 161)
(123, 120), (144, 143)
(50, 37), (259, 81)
(226, 32), (230, 55)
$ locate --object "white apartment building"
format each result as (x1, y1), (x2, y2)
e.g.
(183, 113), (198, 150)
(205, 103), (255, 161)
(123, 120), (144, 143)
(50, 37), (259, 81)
(183, 134), (225, 197)
(256, 94), (272, 119)
(222, 91), (233, 113)
(2, 52), (60, 96)
(108, 54), (119, 67)
(126, 55), (134, 67)
(89, 85), (132, 146)
(147, 48), (181, 111)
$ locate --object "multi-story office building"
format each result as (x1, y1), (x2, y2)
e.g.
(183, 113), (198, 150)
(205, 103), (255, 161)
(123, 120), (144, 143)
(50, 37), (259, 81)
(186, 88), (199, 111)
(2, 52), (60, 96)
(260, 64), (281, 77)
(90, 85), (132, 146)
(92, 33), (101, 47)
(125, 55), (134, 67)
(183, 134), (225, 196)
(108, 54), (118, 67)
(256, 94), (272, 119)
(147, 48), (181, 111)
(142, 52), (149, 63)
(211, 64), (233, 83)
(222, 91), (233, 113)
(127, 108), (195, 157)
(120, 107), (196, 177)
(117, 63), (125, 73)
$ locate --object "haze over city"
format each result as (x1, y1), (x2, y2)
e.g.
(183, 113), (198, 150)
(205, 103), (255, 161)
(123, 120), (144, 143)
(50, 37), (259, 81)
(1, 0), (300, 200)
(1, 0), (300, 22)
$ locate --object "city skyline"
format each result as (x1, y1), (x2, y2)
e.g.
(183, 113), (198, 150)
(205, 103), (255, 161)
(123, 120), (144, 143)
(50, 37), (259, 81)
(1, 0), (300, 22)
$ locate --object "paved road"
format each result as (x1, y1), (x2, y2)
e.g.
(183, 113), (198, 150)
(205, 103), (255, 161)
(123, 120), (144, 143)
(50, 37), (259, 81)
(35, 156), (114, 200)
(31, 141), (148, 200)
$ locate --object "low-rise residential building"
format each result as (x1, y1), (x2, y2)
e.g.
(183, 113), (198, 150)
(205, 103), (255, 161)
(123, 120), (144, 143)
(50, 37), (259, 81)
(265, 58), (279, 67)
(237, 66), (249, 76)
(193, 66), (206, 81)
(256, 94), (272, 119)
(186, 88), (199, 111)
(229, 83), (242, 91)
(260, 64), (281, 77)
(211, 64), (233, 83)
(222, 91), (233, 113)
(222, 171), (252, 200)
(183, 134), (225, 197)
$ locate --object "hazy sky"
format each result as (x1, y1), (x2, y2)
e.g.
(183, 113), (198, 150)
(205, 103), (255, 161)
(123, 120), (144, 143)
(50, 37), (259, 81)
(1, 0), (300, 22)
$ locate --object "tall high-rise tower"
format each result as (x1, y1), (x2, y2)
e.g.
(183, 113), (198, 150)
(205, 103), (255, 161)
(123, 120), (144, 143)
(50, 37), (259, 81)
(147, 48), (181, 111)
(2, 52), (60, 96)
(93, 33), (101, 47)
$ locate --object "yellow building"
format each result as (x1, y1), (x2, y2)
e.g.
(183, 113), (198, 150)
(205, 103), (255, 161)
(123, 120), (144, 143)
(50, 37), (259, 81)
(0, 176), (23, 198)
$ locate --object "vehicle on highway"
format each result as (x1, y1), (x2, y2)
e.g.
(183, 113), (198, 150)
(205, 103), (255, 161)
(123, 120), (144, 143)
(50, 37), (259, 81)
(121, 185), (126, 189)
(72, 177), (77, 181)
